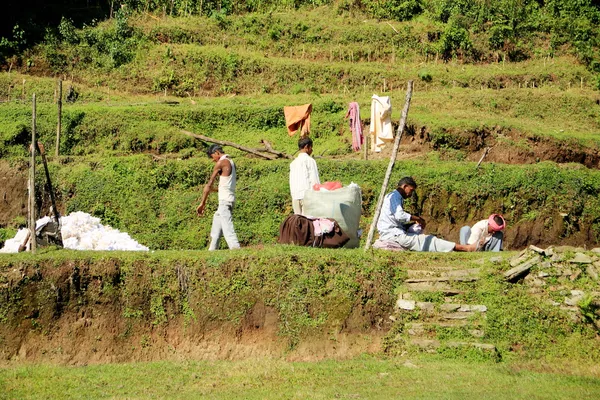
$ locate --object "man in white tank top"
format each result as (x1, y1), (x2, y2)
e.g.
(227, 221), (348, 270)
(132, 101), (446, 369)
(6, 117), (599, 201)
(197, 145), (240, 250)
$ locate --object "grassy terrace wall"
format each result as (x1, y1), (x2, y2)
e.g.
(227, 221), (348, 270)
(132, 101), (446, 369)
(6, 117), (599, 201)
(1, 249), (599, 364)
(3, 155), (600, 250)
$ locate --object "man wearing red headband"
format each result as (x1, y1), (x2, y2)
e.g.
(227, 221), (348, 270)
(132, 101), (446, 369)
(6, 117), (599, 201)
(459, 214), (505, 251)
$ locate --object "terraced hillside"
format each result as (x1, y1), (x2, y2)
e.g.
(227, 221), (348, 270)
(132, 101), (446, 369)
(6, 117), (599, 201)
(1, 6), (600, 249)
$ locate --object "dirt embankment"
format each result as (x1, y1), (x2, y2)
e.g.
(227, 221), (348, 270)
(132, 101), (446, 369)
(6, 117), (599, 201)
(0, 256), (394, 365)
(400, 125), (600, 168)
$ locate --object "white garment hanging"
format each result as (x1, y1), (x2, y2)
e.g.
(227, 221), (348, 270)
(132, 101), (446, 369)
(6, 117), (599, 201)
(369, 95), (393, 152)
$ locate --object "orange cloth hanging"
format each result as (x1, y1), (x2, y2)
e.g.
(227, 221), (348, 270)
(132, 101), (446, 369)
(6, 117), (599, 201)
(284, 104), (312, 137)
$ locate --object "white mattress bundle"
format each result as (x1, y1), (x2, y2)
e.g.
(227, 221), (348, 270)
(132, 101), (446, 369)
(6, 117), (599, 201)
(0, 211), (148, 253)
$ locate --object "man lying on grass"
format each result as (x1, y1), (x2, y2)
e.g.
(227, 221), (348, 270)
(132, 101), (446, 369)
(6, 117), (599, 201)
(376, 176), (475, 252)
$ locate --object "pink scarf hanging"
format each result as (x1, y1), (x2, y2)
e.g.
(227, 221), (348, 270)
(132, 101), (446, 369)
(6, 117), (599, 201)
(345, 102), (363, 152)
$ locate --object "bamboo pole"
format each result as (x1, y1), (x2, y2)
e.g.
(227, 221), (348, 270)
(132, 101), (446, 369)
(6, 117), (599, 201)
(364, 80), (414, 251)
(29, 94), (37, 253)
(55, 79), (62, 157)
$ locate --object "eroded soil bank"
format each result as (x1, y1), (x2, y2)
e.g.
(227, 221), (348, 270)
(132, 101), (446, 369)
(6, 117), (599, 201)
(1, 250), (599, 366)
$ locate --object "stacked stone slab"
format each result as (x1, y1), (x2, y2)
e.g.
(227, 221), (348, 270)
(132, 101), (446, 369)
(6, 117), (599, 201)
(506, 245), (600, 328)
(393, 266), (497, 354)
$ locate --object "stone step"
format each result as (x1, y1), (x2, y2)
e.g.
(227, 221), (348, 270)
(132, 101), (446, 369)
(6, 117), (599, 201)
(409, 338), (496, 352)
(406, 268), (481, 278)
(405, 276), (478, 283)
(407, 322), (484, 338)
(396, 299), (488, 314)
(440, 304), (487, 313)
(405, 282), (462, 295)
(441, 312), (483, 320)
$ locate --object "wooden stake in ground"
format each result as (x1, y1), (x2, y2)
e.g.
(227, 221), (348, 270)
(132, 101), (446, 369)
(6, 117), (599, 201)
(29, 94), (37, 253)
(476, 147), (491, 169)
(55, 79), (62, 157)
(37, 142), (63, 244)
(364, 80), (414, 251)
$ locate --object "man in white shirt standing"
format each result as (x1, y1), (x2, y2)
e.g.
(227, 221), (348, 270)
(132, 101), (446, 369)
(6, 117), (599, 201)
(377, 177), (475, 252)
(459, 214), (505, 251)
(289, 137), (320, 215)
(197, 144), (240, 251)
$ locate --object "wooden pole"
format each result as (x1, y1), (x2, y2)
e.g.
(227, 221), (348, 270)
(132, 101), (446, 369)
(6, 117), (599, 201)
(55, 79), (62, 157)
(37, 143), (63, 223)
(364, 80), (414, 251)
(476, 147), (491, 169)
(29, 94), (37, 253)
(181, 130), (277, 160)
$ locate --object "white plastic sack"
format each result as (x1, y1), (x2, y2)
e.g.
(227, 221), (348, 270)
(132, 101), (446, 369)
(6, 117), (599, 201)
(303, 184), (362, 248)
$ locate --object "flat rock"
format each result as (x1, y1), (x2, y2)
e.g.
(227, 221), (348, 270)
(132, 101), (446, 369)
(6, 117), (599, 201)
(440, 304), (460, 312)
(405, 276), (478, 283)
(410, 339), (440, 349)
(569, 253), (593, 264)
(510, 253), (534, 268)
(468, 329), (485, 338)
(555, 246), (585, 253)
(570, 270), (582, 281)
(458, 305), (487, 312)
(489, 256), (503, 264)
(442, 268), (482, 277)
(405, 282), (462, 295)
(416, 302), (435, 312)
(446, 342), (497, 351)
(528, 245), (546, 255)
(396, 299), (416, 310)
(564, 290), (585, 306)
(587, 265), (599, 281)
(504, 256), (541, 281)
(442, 312), (474, 320)
(591, 248), (600, 253)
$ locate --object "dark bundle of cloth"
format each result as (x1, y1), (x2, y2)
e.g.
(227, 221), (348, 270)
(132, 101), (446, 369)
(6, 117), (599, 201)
(278, 215), (350, 248)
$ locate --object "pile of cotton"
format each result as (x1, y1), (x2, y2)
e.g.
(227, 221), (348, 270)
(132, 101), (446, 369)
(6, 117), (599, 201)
(0, 211), (148, 253)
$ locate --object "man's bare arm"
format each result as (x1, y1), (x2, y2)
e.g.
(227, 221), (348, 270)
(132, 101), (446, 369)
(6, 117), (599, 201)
(197, 162), (223, 216)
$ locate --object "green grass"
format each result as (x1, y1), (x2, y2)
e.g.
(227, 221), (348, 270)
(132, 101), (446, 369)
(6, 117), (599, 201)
(1, 356), (599, 399)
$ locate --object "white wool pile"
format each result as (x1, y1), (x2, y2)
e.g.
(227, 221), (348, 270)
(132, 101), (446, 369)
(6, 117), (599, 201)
(0, 211), (148, 253)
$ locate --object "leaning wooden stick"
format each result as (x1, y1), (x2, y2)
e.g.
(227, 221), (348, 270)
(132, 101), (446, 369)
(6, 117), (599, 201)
(37, 141), (63, 246)
(181, 130), (277, 160)
(260, 139), (293, 159)
(364, 80), (414, 251)
(476, 146), (491, 169)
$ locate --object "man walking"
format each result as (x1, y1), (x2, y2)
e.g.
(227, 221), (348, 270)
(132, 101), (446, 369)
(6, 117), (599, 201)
(377, 177), (475, 252)
(289, 137), (320, 215)
(197, 145), (240, 250)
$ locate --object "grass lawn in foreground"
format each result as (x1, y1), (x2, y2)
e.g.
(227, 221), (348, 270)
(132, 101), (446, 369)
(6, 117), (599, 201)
(1, 356), (599, 399)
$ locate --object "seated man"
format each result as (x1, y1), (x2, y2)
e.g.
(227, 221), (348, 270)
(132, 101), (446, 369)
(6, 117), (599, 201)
(377, 177), (474, 252)
(459, 214), (505, 252)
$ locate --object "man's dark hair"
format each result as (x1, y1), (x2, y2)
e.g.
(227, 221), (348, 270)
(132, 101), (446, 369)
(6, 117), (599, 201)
(397, 176), (417, 188)
(298, 137), (313, 150)
(207, 144), (224, 157)
(493, 215), (504, 226)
